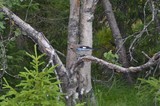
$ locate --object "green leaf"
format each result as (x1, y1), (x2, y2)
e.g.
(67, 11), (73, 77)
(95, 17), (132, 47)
(0, 22), (5, 29)
(14, 28), (21, 37)
(0, 13), (4, 19)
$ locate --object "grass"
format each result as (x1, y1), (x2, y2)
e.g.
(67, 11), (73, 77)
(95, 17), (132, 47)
(93, 79), (152, 106)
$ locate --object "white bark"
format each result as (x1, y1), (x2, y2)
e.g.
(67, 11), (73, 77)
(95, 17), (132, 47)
(66, 0), (98, 105)
(66, 0), (80, 70)
(78, 0), (98, 105)
(79, 0), (93, 95)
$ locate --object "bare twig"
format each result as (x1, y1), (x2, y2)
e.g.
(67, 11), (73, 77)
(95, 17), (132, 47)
(25, 0), (33, 21)
(55, 49), (66, 58)
(129, 0), (155, 61)
(142, 51), (151, 59)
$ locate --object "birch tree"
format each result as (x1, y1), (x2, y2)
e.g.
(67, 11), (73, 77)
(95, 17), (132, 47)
(67, 0), (98, 105)
(1, 0), (160, 106)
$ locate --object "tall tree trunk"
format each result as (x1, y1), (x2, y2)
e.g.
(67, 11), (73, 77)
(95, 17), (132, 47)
(66, 0), (98, 105)
(78, 0), (97, 105)
(66, 0), (80, 105)
(102, 0), (133, 83)
(66, 0), (80, 70)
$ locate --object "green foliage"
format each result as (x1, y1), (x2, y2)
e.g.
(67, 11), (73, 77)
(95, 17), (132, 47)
(94, 27), (115, 51)
(14, 28), (21, 37)
(0, 21), (5, 30)
(95, 27), (112, 45)
(2, 0), (21, 8)
(104, 50), (121, 66)
(94, 80), (146, 106)
(93, 27), (115, 61)
(131, 19), (143, 32)
(0, 45), (65, 106)
(18, 0), (69, 59)
(0, 0), (69, 93)
(0, 12), (5, 33)
(131, 32), (160, 66)
(5, 41), (27, 83)
(137, 77), (160, 105)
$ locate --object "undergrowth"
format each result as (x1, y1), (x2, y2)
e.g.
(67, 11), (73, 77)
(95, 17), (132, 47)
(0, 45), (65, 106)
(94, 79), (152, 106)
(0, 45), (156, 106)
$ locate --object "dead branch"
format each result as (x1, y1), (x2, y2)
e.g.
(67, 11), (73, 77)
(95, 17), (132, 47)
(129, 0), (155, 61)
(70, 52), (160, 73)
(1, 6), (69, 93)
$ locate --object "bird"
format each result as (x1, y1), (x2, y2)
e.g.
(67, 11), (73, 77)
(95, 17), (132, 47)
(76, 46), (94, 57)
(76, 46), (93, 52)
(69, 43), (94, 56)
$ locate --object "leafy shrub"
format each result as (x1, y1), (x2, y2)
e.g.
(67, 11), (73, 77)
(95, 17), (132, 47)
(137, 77), (160, 105)
(104, 50), (121, 66)
(0, 45), (65, 106)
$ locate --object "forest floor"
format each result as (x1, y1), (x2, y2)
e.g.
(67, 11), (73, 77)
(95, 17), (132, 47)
(93, 80), (152, 106)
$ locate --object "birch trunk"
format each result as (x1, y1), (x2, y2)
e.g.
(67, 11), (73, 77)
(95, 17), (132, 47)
(78, 0), (97, 105)
(66, 0), (80, 70)
(66, 0), (98, 105)
(66, 0), (81, 105)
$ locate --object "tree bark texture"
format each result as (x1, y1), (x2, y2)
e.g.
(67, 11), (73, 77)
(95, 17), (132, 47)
(66, 0), (98, 105)
(102, 0), (133, 83)
(66, 0), (81, 105)
(66, 0), (80, 70)
(78, 0), (97, 105)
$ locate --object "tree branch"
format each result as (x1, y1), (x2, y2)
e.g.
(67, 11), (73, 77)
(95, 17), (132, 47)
(71, 52), (160, 73)
(129, 0), (155, 61)
(1, 6), (69, 93)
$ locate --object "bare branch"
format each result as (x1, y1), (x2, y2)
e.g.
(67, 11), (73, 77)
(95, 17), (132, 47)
(142, 51), (151, 59)
(71, 52), (160, 73)
(1, 6), (69, 93)
(24, 0), (33, 21)
(129, 0), (155, 61)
